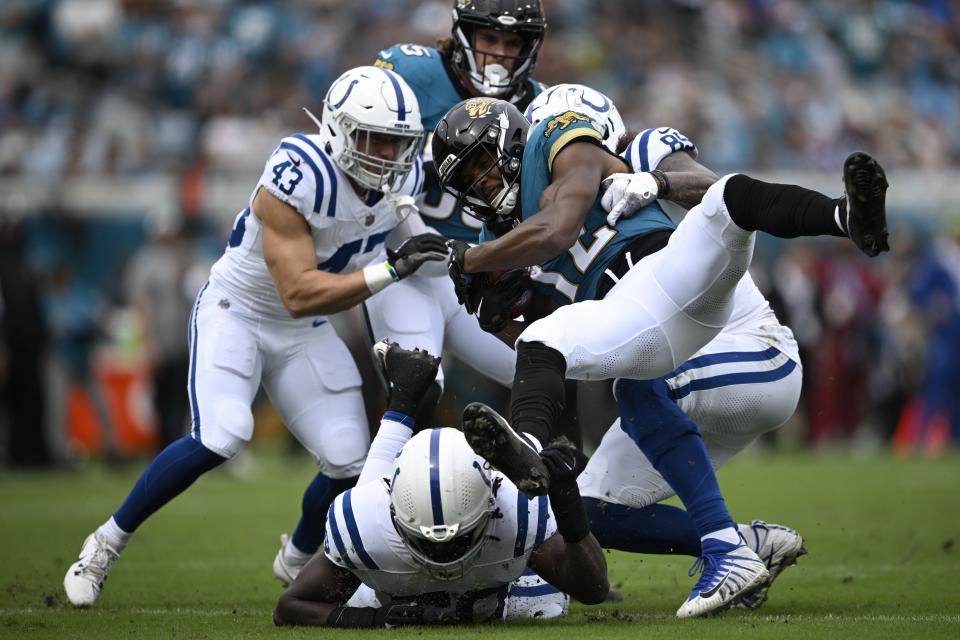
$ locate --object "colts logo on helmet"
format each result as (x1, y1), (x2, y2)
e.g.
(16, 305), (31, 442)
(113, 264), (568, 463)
(544, 110), (593, 137)
(465, 98), (496, 119)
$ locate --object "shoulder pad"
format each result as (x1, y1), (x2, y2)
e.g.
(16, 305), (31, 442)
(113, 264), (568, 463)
(323, 488), (382, 571)
(258, 134), (339, 220)
(374, 44), (440, 81)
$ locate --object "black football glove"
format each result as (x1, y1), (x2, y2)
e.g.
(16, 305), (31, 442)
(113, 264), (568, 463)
(540, 443), (591, 544)
(476, 269), (532, 334)
(447, 239), (482, 314)
(387, 233), (449, 280)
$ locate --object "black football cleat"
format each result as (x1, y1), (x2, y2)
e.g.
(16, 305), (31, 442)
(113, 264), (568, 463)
(461, 402), (550, 497)
(842, 151), (890, 257)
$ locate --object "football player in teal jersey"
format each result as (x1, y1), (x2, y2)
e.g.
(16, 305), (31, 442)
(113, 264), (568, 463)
(362, 0), (556, 437)
(373, 0), (546, 242)
(434, 96), (889, 616)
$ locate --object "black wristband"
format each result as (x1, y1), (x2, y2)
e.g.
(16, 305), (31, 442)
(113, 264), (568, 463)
(649, 169), (671, 200)
(548, 482), (590, 544)
(326, 606), (382, 628)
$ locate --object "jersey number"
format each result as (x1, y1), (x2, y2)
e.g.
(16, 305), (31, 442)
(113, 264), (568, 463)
(272, 160), (304, 196)
(660, 131), (692, 153)
(569, 226), (616, 273)
(399, 43), (432, 57)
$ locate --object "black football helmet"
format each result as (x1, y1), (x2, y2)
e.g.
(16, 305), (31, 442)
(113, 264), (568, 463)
(451, 0), (547, 97)
(433, 98), (528, 228)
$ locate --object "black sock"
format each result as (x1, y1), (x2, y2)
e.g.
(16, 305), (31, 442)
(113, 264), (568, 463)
(511, 342), (567, 446)
(723, 174), (847, 238)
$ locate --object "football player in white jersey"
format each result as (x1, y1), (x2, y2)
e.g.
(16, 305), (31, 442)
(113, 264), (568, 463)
(273, 341), (607, 627)
(434, 91), (889, 615)
(63, 66), (452, 607)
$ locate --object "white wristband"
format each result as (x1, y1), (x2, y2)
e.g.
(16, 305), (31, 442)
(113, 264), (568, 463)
(363, 261), (399, 294)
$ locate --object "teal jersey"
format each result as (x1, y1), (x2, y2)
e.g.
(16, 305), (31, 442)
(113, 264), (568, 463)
(375, 44), (543, 242)
(501, 111), (676, 305)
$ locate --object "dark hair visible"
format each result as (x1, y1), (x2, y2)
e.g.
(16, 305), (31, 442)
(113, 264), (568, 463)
(436, 37), (455, 58)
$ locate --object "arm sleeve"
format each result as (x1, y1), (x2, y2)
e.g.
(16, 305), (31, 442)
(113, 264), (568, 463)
(621, 127), (698, 173)
(355, 413), (414, 487)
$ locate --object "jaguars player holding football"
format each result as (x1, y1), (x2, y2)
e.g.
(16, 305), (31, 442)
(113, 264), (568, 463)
(274, 341), (607, 628)
(434, 94), (889, 615)
(63, 67), (451, 607)
(362, 0), (548, 422)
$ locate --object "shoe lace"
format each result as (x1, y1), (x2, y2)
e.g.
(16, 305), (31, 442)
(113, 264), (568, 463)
(687, 553), (722, 593)
(83, 539), (118, 580)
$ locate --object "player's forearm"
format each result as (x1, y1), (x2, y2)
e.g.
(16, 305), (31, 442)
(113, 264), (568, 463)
(278, 269), (372, 317)
(555, 534), (609, 604)
(660, 170), (719, 208)
(356, 416), (414, 486)
(273, 594), (339, 627)
(465, 218), (573, 273)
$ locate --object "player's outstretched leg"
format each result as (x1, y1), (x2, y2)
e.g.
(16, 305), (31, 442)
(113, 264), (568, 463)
(722, 151), (889, 257)
(64, 436), (227, 606)
(461, 402), (550, 497)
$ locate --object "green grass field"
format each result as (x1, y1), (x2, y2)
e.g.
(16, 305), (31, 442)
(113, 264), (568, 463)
(1, 450), (958, 639)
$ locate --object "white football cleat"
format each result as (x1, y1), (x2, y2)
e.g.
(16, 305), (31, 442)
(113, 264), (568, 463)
(63, 532), (119, 607)
(676, 538), (769, 618)
(272, 533), (308, 587)
(733, 520), (807, 608)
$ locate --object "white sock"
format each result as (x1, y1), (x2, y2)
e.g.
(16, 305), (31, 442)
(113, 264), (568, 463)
(283, 540), (313, 565)
(97, 517), (132, 552)
(701, 526), (741, 546)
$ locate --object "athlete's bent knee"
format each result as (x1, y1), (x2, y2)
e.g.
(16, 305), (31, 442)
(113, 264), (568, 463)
(205, 400), (254, 458)
(317, 423), (369, 478)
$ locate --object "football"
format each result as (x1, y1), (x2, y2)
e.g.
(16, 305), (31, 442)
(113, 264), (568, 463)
(484, 268), (535, 319)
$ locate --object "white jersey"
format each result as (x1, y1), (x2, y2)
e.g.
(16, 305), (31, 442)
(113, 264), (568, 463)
(324, 471), (557, 604)
(209, 133), (425, 319)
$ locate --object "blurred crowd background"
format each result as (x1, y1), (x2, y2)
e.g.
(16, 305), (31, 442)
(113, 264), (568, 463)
(1, 0), (958, 468)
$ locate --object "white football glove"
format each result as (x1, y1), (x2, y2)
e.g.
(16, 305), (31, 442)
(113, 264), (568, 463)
(601, 172), (661, 227)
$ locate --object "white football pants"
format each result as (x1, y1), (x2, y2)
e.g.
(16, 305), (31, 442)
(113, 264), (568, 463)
(363, 270), (516, 388)
(187, 280), (368, 477)
(519, 174), (756, 381)
(578, 327), (802, 508)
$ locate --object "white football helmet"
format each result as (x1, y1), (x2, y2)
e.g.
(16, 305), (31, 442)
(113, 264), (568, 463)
(524, 83), (626, 153)
(312, 66), (423, 192)
(388, 428), (496, 581)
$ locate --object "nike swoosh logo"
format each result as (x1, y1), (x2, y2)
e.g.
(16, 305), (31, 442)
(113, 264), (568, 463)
(380, 51), (393, 59)
(287, 152), (301, 167)
(312, 319), (326, 327)
(657, 127), (671, 134)
(700, 571), (731, 599)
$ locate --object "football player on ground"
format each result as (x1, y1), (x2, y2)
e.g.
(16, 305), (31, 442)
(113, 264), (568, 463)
(273, 341), (608, 627)
(433, 94), (889, 616)
(63, 66), (451, 607)
(361, 0), (548, 424)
